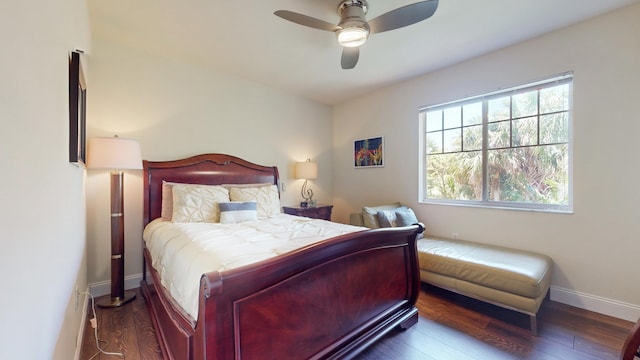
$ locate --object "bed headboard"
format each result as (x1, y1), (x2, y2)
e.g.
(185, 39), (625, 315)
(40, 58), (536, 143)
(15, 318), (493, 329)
(143, 153), (280, 226)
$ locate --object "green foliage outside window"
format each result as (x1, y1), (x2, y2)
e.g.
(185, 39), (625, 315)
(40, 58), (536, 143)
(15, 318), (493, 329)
(421, 76), (572, 210)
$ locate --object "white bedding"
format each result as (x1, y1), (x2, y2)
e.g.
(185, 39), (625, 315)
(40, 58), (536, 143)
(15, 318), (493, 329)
(143, 213), (365, 320)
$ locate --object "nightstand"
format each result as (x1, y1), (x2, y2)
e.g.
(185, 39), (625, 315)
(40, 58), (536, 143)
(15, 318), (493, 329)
(282, 204), (333, 221)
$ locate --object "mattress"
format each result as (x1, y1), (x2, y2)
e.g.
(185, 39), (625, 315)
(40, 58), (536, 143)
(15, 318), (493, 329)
(143, 213), (365, 320)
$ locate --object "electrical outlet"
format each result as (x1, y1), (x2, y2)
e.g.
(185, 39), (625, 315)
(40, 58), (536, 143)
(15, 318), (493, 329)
(75, 286), (80, 311)
(452, 232), (459, 239)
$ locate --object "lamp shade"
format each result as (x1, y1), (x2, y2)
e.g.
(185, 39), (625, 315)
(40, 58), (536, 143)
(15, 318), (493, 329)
(295, 161), (318, 180)
(87, 136), (143, 170)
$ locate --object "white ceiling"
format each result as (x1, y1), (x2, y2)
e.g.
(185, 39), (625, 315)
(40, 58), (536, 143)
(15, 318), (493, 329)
(89, 0), (639, 105)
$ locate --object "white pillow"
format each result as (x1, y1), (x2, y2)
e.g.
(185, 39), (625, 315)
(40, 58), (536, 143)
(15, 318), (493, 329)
(228, 185), (280, 219)
(171, 183), (230, 223)
(219, 201), (258, 223)
(161, 181), (175, 221)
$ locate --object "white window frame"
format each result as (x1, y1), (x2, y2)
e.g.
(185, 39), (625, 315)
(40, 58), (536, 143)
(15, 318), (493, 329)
(418, 74), (573, 213)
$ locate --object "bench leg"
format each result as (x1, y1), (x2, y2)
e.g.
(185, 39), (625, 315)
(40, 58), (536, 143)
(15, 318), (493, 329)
(530, 315), (538, 336)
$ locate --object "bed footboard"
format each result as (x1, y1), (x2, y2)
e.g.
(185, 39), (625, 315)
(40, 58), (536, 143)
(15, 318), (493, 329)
(195, 224), (423, 359)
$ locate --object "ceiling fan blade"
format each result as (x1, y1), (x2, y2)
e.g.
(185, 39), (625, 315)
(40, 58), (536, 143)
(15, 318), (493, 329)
(368, 0), (438, 34)
(341, 47), (359, 69)
(274, 10), (340, 32)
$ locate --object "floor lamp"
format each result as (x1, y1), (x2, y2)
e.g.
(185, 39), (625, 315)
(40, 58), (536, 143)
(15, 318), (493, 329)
(88, 136), (142, 308)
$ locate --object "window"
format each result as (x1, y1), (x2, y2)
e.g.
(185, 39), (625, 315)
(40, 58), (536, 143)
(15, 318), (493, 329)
(419, 75), (572, 212)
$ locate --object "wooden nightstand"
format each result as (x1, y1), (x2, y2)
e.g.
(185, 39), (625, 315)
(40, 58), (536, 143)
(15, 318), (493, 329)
(282, 204), (333, 221)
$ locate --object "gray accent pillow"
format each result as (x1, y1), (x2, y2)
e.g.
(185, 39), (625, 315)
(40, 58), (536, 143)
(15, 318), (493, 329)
(377, 210), (395, 227)
(396, 207), (424, 238)
(396, 208), (420, 228)
(362, 203), (402, 228)
(219, 201), (258, 223)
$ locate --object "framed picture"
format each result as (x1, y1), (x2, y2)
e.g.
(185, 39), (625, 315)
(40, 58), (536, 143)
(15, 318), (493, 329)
(69, 51), (86, 165)
(354, 136), (384, 168)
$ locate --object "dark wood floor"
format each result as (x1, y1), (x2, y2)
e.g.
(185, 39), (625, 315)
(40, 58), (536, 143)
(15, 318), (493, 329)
(80, 288), (162, 360)
(80, 284), (633, 359)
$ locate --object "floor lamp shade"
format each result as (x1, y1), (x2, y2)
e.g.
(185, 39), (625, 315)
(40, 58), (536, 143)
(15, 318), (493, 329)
(88, 136), (142, 308)
(87, 137), (143, 170)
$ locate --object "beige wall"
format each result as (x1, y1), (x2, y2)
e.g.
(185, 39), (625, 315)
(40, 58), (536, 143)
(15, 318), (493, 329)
(333, 4), (640, 321)
(2, 2), (635, 358)
(0, 1), (91, 359)
(85, 39), (334, 295)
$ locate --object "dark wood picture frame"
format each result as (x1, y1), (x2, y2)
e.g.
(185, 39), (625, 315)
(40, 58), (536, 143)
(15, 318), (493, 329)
(69, 51), (86, 165)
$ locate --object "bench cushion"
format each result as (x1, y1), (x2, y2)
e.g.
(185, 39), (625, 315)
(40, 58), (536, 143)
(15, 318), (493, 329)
(417, 236), (552, 299)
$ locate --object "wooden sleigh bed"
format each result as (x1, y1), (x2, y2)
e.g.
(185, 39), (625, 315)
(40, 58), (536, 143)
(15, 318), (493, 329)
(140, 153), (423, 359)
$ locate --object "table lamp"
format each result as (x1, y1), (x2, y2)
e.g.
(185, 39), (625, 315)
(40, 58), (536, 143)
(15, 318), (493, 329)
(295, 159), (318, 207)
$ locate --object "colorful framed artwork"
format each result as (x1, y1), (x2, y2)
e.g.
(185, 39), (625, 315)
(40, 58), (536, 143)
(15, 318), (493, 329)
(69, 50), (86, 166)
(354, 136), (384, 168)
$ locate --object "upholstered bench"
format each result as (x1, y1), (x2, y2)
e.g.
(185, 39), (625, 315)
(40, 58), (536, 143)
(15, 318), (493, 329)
(418, 235), (552, 335)
(349, 204), (553, 335)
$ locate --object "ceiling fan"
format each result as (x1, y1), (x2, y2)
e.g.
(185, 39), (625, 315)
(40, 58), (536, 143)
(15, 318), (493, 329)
(274, 0), (439, 69)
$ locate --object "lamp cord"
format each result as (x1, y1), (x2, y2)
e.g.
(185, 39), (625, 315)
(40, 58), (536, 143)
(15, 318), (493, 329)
(82, 291), (125, 359)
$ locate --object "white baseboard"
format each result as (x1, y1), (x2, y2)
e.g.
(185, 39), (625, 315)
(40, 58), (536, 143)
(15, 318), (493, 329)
(550, 285), (640, 322)
(73, 288), (90, 360)
(88, 273), (143, 298)
(88, 276), (640, 323)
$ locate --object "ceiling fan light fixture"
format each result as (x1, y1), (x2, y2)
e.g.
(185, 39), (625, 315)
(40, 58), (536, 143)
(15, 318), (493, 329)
(274, 0), (439, 68)
(337, 26), (369, 47)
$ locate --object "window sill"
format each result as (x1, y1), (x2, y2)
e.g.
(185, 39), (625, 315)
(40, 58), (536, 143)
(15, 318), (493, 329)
(420, 199), (573, 214)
